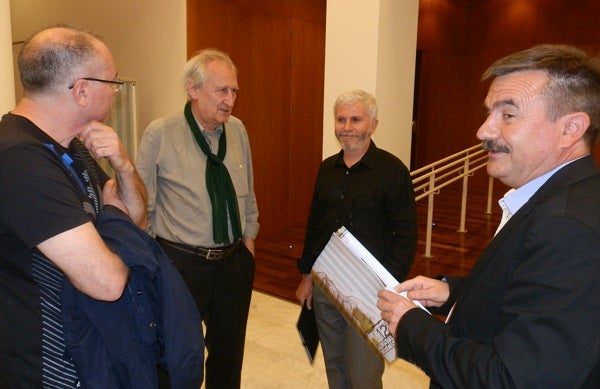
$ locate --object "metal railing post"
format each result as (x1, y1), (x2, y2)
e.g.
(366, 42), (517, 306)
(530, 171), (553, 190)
(458, 157), (469, 233)
(424, 171), (435, 258)
(486, 176), (494, 214)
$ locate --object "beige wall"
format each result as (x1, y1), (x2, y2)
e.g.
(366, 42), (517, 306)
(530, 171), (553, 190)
(1, 0), (15, 113)
(10, 0), (187, 146)
(323, 0), (418, 164)
(9, 0), (419, 163)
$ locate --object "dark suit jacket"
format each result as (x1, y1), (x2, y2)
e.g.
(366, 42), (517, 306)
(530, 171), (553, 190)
(396, 155), (600, 388)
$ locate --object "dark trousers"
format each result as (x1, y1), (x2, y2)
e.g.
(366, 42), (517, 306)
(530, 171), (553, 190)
(158, 241), (255, 389)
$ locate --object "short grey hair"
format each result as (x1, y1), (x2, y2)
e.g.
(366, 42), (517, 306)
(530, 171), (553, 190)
(333, 90), (378, 121)
(182, 48), (237, 98)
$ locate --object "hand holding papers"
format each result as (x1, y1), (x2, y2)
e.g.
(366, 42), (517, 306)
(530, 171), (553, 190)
(311, 227), (429, 363)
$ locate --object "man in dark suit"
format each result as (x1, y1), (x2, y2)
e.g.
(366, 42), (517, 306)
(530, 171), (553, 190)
(377, 44), (600, 388)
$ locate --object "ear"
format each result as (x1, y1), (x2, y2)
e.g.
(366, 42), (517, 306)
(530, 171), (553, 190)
(370, 118), (379, 135)
(559, 112), (590, 149)
(70, 79), (90, 108)
(186, 80), (199, 99)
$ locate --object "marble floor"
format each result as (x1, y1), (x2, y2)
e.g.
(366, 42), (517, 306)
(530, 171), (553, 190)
(220, 290), (430, 389)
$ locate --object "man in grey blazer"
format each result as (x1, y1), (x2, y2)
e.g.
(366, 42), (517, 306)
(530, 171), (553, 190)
(378, 44), (600, 388)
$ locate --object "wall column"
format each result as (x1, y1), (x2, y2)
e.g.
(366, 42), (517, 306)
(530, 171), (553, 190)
(1, 0), (15, 112)
(322, 0), (419, 164)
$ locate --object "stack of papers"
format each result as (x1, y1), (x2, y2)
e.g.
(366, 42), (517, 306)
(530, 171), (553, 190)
(310, 226), (429, 363)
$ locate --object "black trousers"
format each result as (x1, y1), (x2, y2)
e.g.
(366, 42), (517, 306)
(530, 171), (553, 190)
(158, 240), (255, 389)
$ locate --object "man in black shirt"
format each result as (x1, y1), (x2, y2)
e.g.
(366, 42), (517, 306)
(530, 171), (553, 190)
(296, 90), (417, 389)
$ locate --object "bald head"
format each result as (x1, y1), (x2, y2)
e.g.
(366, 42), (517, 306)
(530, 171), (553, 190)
(18, 26), (108, 95)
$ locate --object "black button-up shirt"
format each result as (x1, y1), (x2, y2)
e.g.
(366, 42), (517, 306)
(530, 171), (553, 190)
(298, 141), (417, 282)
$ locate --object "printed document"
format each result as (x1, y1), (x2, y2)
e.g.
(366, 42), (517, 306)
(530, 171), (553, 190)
(312, 226), (429, 362)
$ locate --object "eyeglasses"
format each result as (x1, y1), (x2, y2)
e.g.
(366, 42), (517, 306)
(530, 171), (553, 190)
(69, 77), (125, 92)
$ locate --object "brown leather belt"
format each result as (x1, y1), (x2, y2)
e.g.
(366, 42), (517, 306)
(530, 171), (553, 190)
(156, 236), (240, 260)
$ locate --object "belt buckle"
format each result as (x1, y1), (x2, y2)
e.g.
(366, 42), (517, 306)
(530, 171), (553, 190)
(205, 249), (220, 260)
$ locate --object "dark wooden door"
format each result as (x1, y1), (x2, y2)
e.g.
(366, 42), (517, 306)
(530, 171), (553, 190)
(187, 0), (326, 296)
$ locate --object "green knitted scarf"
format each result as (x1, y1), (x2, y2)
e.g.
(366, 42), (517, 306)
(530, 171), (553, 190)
(184, 101), (242, 244)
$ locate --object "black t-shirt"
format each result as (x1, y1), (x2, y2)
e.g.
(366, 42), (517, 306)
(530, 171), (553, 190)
(0, 113), (108, 387)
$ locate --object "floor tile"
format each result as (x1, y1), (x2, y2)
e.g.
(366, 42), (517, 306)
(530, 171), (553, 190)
(228, 291), (431, 388)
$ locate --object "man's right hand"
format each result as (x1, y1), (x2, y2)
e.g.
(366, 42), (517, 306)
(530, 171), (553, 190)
(296, 274), (314, 309)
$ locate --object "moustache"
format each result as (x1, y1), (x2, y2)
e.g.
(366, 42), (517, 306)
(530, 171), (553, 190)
(481, 140), (510, 153)
(336, 132), (358, 138)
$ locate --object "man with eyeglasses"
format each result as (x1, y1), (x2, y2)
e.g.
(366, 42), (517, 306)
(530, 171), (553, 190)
(136, 48), (259, 388)
(0, 26), (150, 387)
